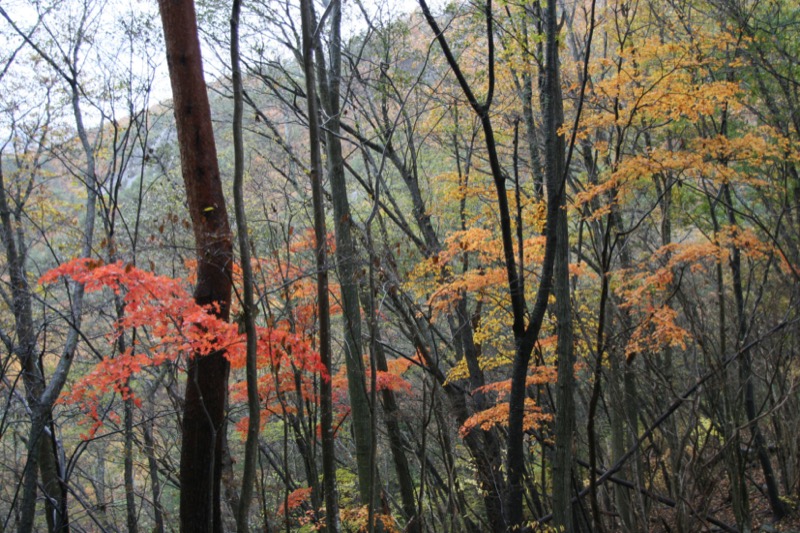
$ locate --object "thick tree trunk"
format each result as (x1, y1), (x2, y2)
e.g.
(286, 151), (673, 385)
(551, 190), (574, 533)
(157, 1), (233, 531)
(538, 0), (572, 529)
(124, 397), (138, 533)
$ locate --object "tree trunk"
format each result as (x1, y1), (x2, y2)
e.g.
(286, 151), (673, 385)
(300, 0), (340, 528)
(125, 397), (138, 533)
(551, 189), (574, 533)
(157, 1), (234, 530)
(142, 418), (165, 533)
(540, 0), (572, 528)
(362, 283), (420, 531)
(230, 0), (261, 529)
(312, 0), (379, 510)
(708, 190), (751, 533)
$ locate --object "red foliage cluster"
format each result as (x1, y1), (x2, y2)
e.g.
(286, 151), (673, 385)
(41, 258), (327, 439)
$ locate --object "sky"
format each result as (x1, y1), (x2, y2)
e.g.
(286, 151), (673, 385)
(0, 0), (451, 137)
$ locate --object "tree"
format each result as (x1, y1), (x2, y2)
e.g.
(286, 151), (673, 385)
(300, 0), (340, 529)
(229, 0), (261, 529)
(312, 1), (382, 519)
(157, 0), (233, 530)
(416, 1), (577, 529)
(0, 2), (103, 529)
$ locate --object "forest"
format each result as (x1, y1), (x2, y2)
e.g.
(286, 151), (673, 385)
(0, 0), (799, 531)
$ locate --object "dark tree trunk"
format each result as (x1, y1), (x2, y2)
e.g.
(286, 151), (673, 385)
(300, 0), (340, 528)
(142, 418), (165, 533)
(124, 397), (138, 533)
(312, 0), (379, 510)
(230, 0), (261, 529)
(157, 1), (233, 531)
(723, 183), (789, 520)
(417, 2), (569, 529)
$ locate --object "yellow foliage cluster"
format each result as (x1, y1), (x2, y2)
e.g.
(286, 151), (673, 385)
(575, 128), (783, 218)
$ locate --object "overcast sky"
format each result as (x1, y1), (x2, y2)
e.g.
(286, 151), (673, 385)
(0, 0), (452, 137)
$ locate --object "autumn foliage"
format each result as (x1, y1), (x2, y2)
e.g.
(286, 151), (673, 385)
(5, 0), (800, 530)
(42, 253), (418, 445)
(41, 258), (317, 437)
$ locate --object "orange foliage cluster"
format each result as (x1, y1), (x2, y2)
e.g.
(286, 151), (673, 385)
(228, 321), (328, 437)
(410, 226), (547, 318)
(614, 240), (732, 359)
(340, 506), (399, 533)
(460, 367), (557, 436)
(364, 355), (417, 394)
(460, 399), (552, 437)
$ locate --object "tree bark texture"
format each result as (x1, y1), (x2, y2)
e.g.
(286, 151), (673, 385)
(157, 1), (234, 531)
